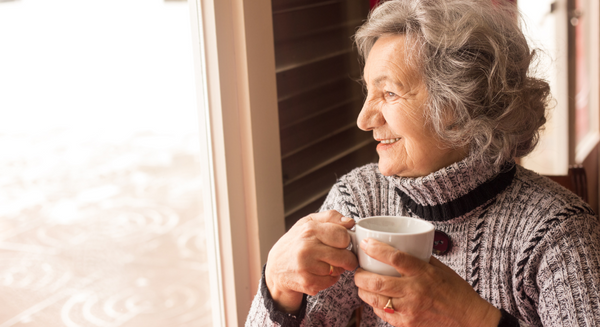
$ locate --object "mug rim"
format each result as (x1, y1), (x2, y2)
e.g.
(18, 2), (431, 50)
(355, 216), (434, 235)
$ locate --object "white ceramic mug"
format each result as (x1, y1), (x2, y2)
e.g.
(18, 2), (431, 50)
(348, 216), (435, 276)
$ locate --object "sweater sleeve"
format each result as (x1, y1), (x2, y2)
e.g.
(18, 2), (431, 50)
(519, 210), (600, 326)
(245, 181), (363, 326)
(246, 265), (307, 327)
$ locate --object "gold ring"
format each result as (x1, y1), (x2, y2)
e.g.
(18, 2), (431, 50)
(383, 298), (394, 314)
(329, 264), (334, 275)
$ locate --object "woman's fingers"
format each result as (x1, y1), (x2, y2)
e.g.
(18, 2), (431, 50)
(354, 248), (501, 327)
(321, 243), (358, 270)
(357, 287), (396, 312)
(293, 272), (341, 296)
(269, 265), (341, 297)
(265, 210), (358, 311)
(359, 238), (427, 276)
(357, 288), (420, 327)
(301, 211), (356, 249)
(306, 245), (358, 274)
(354, 268), (407, 297)
(307, 210), (356, 229)
(314, 261), (344, 277)
(355, 269), (438, 326)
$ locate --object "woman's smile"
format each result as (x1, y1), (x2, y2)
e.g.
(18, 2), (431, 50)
(378, 137), (401, 145)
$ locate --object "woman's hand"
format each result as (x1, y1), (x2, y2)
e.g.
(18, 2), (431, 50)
(265, 210), (358, 313)
(354, 239), (501, 327)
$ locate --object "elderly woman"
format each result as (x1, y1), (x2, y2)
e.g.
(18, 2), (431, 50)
(247, 0), (600, 326)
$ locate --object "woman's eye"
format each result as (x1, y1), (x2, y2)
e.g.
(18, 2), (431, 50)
(384, 91), (397, 99)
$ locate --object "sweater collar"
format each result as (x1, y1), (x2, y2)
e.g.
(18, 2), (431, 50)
(387, 156), (516, 222)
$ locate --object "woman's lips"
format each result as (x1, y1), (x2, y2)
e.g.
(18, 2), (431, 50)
(379, 138), (401, 145)
(376, 138), (401, 151)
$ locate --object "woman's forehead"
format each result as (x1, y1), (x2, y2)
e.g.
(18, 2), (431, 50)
(363, 35), (422, 86)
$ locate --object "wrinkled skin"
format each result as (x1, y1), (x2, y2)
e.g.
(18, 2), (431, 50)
(265, 210), (358, 313)
(357, 34), (468, 178)
(354, 238), (501, 327)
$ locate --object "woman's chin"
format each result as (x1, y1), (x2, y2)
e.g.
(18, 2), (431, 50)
(377, 161), (401, 177)
(378, 161), (426, 177)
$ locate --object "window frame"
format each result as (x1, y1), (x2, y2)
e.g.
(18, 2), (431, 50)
(520, 0), (600, 173)
(573, 0), (600, 164)
(188, 0), (285, 325)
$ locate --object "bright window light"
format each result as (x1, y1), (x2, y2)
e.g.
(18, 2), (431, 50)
(0, 0), (212, 326)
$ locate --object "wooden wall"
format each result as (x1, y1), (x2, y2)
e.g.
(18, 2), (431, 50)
(271, 0), (377, 229)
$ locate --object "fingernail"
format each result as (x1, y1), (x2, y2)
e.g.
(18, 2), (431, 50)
(341, 217), (353, 223)
(360, 238), (369, 248)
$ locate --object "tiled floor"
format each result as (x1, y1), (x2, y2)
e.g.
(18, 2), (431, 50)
(0, 130), (212, 327)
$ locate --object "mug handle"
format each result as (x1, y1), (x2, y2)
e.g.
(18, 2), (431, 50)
(347, 229), (358, 255)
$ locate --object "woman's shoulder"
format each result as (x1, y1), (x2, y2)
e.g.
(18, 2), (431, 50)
(489, 165), (597, 251)
(499, 166), (599, 269)
(508, 165), (596, 223)
(513, 166), (590, 205)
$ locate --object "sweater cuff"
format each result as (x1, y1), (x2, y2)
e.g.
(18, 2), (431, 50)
(498, 309), (519, 327)
(260, 264), (308, 327)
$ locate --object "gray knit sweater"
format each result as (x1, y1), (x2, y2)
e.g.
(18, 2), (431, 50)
(246, 158), (600, 326)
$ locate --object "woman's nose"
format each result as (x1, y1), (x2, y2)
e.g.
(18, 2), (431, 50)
(357, 98), (384, 131)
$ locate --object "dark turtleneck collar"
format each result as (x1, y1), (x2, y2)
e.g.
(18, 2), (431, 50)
(388, 157), (516, 222)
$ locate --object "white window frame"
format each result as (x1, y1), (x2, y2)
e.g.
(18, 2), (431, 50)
(574, 0), (600, 164)
(188, 0), (286, 326)
(520, 0), (600, 173)
(519, 0), (570, 175)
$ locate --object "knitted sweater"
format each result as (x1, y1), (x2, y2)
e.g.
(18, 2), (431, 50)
(246, 158), (600, 326)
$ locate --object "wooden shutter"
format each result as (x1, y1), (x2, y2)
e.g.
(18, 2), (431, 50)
(272, 0), (377, 229)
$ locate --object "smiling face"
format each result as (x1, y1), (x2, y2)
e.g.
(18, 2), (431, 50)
(358, 34), (468, 177)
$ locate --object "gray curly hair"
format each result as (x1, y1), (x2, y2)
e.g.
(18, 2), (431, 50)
(355, 0), (551, 166)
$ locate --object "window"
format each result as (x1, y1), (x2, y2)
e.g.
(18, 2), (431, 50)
(573, 0), (600, 163)
(188, 0), (285, 325)
(520, 0), (600, 173)
(519, 0), (570, 175)
(0, 0), (214, 325)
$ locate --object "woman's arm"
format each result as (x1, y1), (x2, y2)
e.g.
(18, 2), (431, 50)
(245, 181), (365, 326)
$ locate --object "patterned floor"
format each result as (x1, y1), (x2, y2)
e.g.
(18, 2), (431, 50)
(0, 130), (212, 327)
